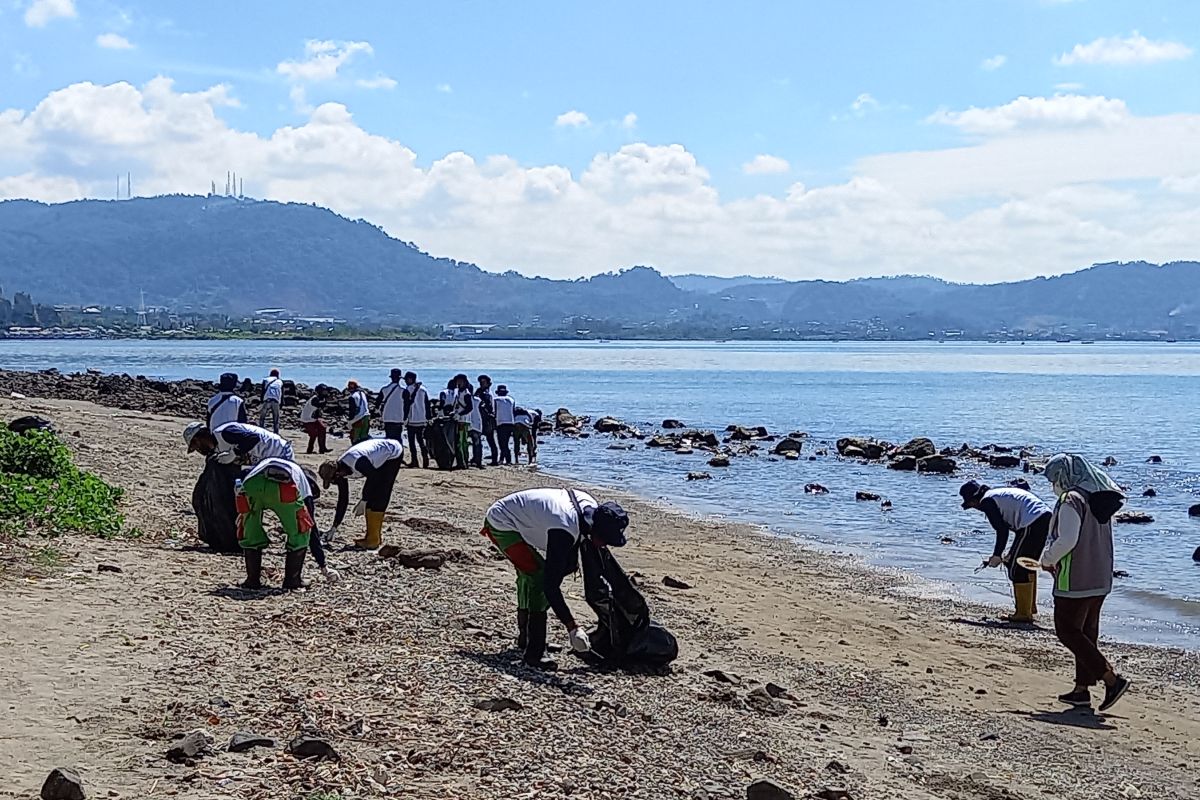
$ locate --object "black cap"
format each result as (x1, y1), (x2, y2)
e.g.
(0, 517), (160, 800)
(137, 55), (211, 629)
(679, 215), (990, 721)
(586, 501), (629, 547)
(959, 480), (988, 509)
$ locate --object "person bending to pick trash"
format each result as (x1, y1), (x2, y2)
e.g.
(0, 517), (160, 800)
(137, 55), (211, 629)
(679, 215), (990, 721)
(184, 421), (293, 465)
(1041, 453), (1130, 712)
(482, 487), (629, 671)
(318, 438), (405, 550)
(959, 479), (1052, 623)
(234, 457), (317, 591)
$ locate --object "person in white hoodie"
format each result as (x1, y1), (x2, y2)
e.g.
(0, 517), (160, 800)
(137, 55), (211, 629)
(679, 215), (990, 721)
(378, 368), (406, 442)
(260, 369), (284, 434)
(493, 385), (517, 465)
(402, 372), (430, 468)
(207, 372), (247, 429)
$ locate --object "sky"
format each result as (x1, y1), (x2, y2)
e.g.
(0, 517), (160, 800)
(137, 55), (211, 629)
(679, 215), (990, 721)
(2, 0), (1199, 282)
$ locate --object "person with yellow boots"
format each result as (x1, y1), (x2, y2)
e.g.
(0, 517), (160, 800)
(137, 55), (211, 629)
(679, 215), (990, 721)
(235, 458), (316, 590)
(960, 480), (1053, 623)
(318, 438), (405, 550)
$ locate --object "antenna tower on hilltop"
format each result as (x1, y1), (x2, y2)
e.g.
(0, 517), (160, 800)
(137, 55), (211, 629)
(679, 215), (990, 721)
(137, 290), (147, 327)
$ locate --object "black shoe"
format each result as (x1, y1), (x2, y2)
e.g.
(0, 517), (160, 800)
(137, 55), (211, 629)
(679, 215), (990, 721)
(241, 549), (264, 590)
(522, 611), (558, 671)
(516, 609), (529, 651)
(1057, 689), (1091, 706)
(281, 548), (307, 591)
(1099, 676), (1130, 712)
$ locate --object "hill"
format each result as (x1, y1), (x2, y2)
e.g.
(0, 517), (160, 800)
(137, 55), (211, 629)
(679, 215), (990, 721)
(1, 195), (1197, 338)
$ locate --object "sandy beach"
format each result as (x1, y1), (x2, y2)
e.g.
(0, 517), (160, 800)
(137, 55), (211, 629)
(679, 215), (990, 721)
(1, 394), (1198, 800)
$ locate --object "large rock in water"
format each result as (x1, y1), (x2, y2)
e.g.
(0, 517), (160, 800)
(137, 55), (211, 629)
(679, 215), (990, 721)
(893, 437), (935, 459)
(772, 437), (803, 456)
(837, 437), (885, 460)
(917, 455), (957, 474)
(888, 455), (917, 471)
(554, 408), (579, 430)
(989, 454), (1021, 469)
(593, 417), (627, 433)
(682, 430), (721, 448)
(1188, 503), (1200, 518)
(662, 419), (685, 429)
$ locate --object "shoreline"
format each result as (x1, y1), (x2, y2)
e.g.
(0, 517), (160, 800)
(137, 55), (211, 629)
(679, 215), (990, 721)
(1, 396), (1199, 798)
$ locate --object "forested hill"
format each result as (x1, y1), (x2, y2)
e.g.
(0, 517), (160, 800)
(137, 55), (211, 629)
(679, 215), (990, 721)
(0, 195), (1196, 337)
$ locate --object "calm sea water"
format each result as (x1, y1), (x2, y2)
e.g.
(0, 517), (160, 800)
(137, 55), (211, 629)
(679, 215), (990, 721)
(3, 339), (1199, 648)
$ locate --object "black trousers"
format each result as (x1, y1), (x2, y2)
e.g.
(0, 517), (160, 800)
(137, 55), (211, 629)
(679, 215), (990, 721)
(497, 423), (515, 464)
(1008, 513), (1052, 584)
(363, 458), (403, 512)
(407, 424), (428, 466)
(482, 421), (498, 465)
(470, 430), (484, 467)
(384, 422), (406, 442)
(304, 496), (325, 568)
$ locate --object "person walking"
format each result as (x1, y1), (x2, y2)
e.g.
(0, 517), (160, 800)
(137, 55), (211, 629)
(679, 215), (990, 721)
(300, 384), (332, 454)
(318, 438), (405, 550)
(482, 488), (630, 670)
(260, 369), (284, 434)
(402, 372), (430, 468)
(451, 374), (474, 470)
(493, 385), (516, 465)
(346, 380), (371, 444)
(1041, 453), (1131, 711)
(378, 368), (407, 442)
(476, 375), (499, 466)
(207, 372), (248, 429)
(960, 480), (1053, 623)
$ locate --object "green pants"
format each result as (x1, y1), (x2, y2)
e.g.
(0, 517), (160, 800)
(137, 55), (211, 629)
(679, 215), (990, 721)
(482, 522), (549, 612)
(457, 422), (471, 465)
(350, 418), (371, 444)
(238, 472), (312, 552)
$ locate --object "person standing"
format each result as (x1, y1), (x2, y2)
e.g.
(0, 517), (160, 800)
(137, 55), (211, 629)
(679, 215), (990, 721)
(469, 389), (485, 469)
(451, 374), (474, 470)
(402, 372), (430, 468)
(493, 385), (516, 465)
(318, 438), (405, 550)
(959, 480), (1053, 623)
(300, 384), (332, 454)
(476, 375), (499, 466)
(378, 368), (407, 442)
(1041, 453), (1131, 711)
(482, 488), (630, 670)
(207, 372), (248, 429)
(346, 380), (371, 444)
(260, 369), (284, 434)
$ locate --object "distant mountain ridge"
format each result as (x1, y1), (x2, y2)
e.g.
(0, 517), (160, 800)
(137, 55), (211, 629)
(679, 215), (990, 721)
(0, 195), (1197, 338)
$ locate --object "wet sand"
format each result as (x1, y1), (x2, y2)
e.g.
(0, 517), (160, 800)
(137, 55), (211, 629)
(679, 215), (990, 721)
(1, 395), (1198, 800)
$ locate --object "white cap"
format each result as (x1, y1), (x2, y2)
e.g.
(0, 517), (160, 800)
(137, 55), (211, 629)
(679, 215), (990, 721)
(183, 422), (205, 449)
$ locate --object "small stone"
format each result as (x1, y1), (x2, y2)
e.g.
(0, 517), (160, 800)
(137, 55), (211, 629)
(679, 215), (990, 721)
(228, 732), (275, 752)
(1187, 503), (1200, 518)
(1146, 455), (1163, 464)
(975, 688), (988, 695)
(165, 730), (212, 763)
(825, 760), (849, 774)
(687, 472), (712, 481)
(804, 483), (830, 495)
(287, 735), (339, 760)
(96, 563), (122, 573)
(1102, 456), (1118, 467)
(708, 455), (731, 468)
(41, 768), (85, 800)
(764, 682), (791, 699)
(784, 451), (800, 460)
(1115, 512), (1154, 525)
(703, 669), (742, 685)
(473, 697), (523, 712)
(1142, 487), (1157, 497)
(746, 777), (796, 799)
(897, 744), (914, 754)
(662, 419), (685, 429)
(663, 575), (692, 590)
(814, 788), (851, 800)
(854, 491), (881, 502)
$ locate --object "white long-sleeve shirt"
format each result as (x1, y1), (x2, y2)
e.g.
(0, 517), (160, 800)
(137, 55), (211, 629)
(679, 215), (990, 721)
(378, 381), (405, 423)
(493, 395), (515, 425)
(1042, 504), (1081, 568)
(262, 377), (283, 404)
(403, 384), (429, 425)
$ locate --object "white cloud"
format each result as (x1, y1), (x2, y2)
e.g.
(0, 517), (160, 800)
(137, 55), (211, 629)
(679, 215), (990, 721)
(981, 54), (1007, 71)
(851, 93), (879, 113)
(3, 79), (1200, 284)
(96, 33), (134, 50)
(356, 75), (397, 90)
(277, 40), (374, 82)
(926, 94), (1129, 135)
(436, 83), (453, 93)
(1056, 32), (1193, 66)
(24, 0), (76, 27)
(621, 112), (638, 130)
(554, 110), (590, 128)
(742, 154), (790, 175)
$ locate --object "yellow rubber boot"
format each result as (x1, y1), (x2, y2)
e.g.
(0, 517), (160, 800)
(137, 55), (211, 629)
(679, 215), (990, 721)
(1007, 580), (1036, 623)
(354, 510), (384, 550)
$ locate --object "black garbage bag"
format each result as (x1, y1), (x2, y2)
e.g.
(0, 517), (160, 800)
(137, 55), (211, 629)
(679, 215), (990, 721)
(582, 543), (678, 667)
(427, 417), (458, 470)
(191, 457), (242, 553)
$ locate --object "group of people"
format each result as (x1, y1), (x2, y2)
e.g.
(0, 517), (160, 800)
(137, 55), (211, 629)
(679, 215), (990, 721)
(960, 453), (1131, 712)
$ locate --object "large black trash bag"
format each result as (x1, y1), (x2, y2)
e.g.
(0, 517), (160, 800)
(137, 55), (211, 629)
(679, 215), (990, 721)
(582, 543), (678, 667)
(191, 457), (242, 553)
(427, 417), (458, 470)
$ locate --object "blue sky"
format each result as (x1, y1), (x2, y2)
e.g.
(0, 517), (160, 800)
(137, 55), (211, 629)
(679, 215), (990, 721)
(2, 0), (1200, 281)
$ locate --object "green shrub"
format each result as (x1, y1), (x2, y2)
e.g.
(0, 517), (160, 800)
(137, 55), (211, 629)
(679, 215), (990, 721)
(0, 428), (127, 538)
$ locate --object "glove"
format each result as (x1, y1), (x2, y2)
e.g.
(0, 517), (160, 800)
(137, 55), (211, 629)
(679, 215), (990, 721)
(987, 555), (1003, 568)
(353, 499), (367, 517)
(323, 526), (338, 545)
(215, 451), (238, 465)
(568, 627), (591, 654)
(321, 565), (340, 583)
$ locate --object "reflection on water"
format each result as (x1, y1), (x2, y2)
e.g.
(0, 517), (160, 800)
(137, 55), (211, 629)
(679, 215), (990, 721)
(3, 339), (1199, 648)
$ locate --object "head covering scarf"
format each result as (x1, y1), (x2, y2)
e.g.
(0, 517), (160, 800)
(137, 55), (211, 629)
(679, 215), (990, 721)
(1043, 453), (1124, 499)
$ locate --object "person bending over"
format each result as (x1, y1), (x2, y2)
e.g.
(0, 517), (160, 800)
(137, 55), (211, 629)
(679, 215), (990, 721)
(234, 457), (316, 591)
(318, 437), (405, 550)
(185, 421), (294, 465)
(960, 479), (1052, 623)
(482, 487), (630, 670)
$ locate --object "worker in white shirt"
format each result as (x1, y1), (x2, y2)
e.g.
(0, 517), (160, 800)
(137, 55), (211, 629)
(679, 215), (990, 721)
(206, 372), (247, 429)
(493, 385), (516, 465)
(378, 368), (407, 442)
(402, 372), (430, 468)
(260, 368), (284, 434)
(184, 421), (294, 465)
(346, 380), (371, 444)
(318, 438), (406, 549)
